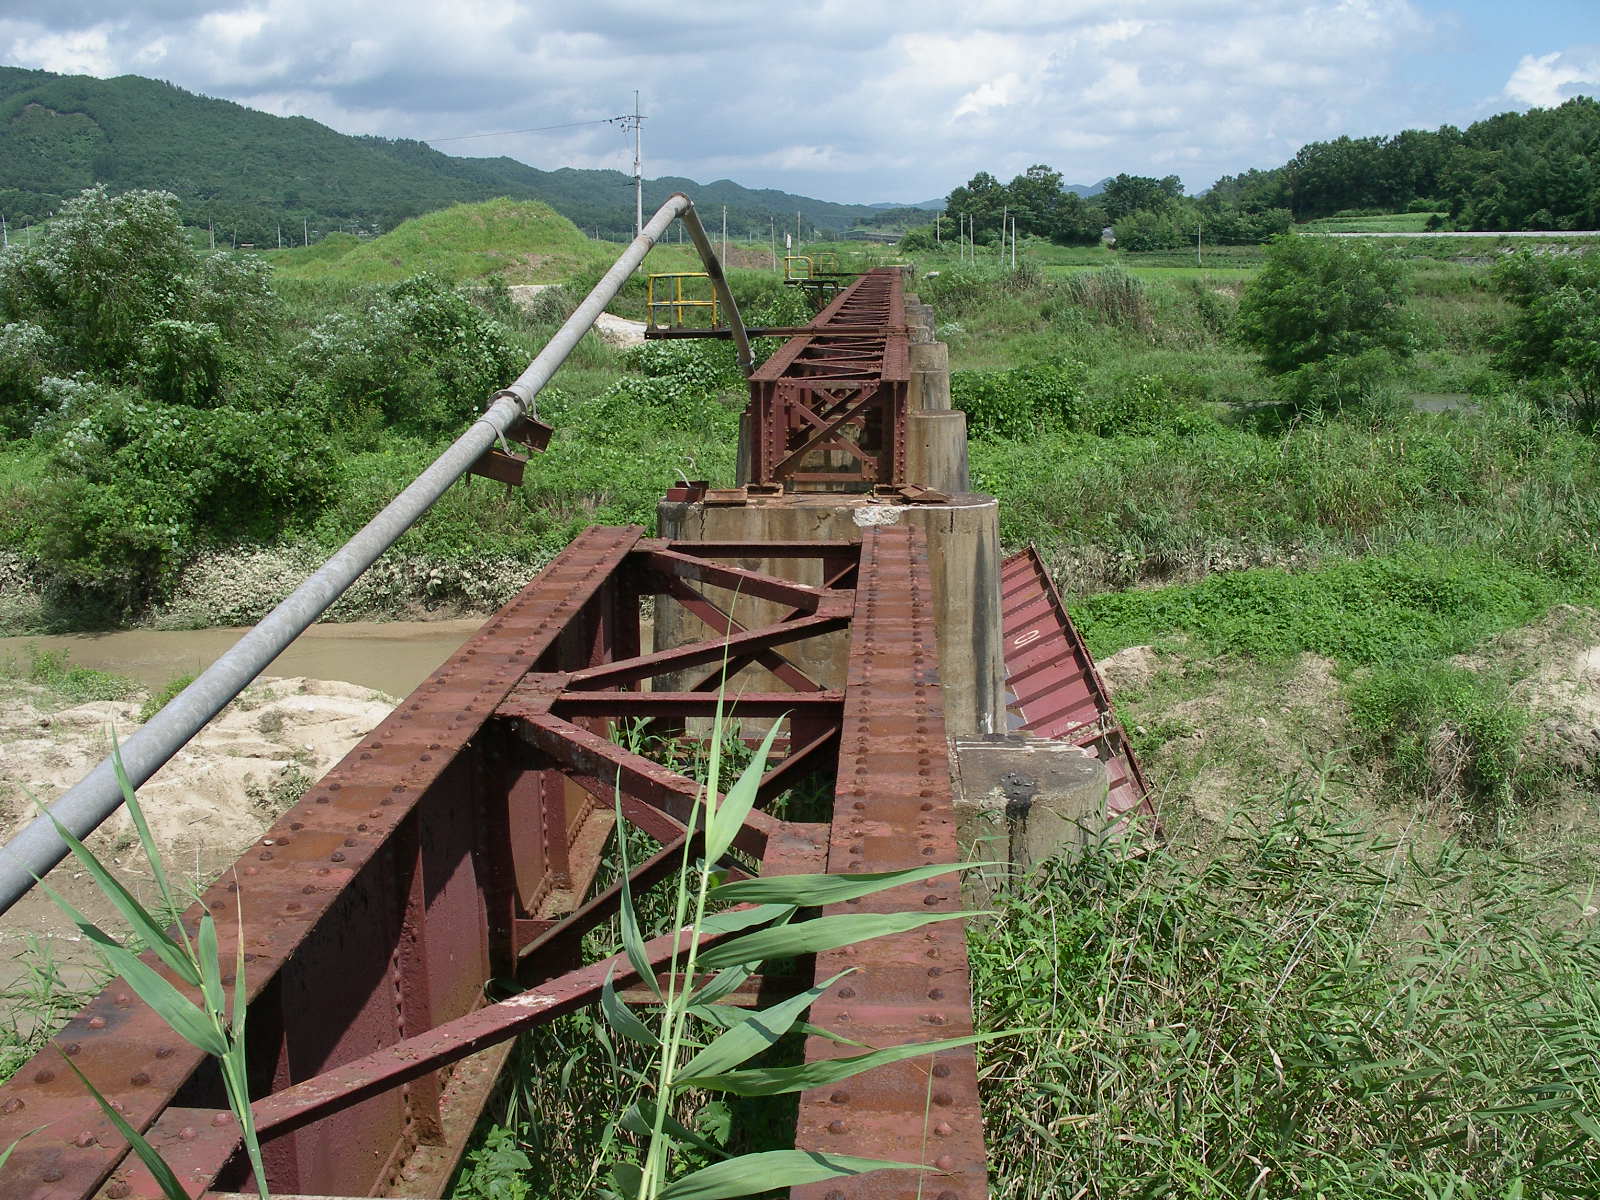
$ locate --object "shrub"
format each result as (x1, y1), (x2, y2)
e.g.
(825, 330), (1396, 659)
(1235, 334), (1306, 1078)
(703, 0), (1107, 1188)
(0, 322), (61, 436)
(296, 275), (520, 438)
(0, 187), (196, 373)
(1351, 664), (1533, 829)
(1236, 235), (1416, 410)
(1491, 249), (1600, 429)
(953, 361), (1087, 439)
(135, 320), (225, 407)
(22, 397), (332, 614)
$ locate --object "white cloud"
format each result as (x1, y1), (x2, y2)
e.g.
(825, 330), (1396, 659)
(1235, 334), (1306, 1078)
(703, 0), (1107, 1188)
(1504, 47), (1600, 109)
(8, 25), (116, 75)
(0, 0), (1456, 201)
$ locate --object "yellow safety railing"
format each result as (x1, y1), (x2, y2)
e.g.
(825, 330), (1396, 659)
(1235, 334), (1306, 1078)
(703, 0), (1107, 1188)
(646, 272), (719, 328)
(783, 255), (814, 282)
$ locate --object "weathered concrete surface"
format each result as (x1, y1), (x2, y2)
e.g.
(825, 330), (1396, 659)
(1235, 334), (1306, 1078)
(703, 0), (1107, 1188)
(907, 409), (970, 495)
(950, 734), (1113, 898)
(656, 492), (1005, 735)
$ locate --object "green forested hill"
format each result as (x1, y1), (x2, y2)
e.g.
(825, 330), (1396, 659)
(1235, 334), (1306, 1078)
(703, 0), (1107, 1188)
(0, 67), (900, 243)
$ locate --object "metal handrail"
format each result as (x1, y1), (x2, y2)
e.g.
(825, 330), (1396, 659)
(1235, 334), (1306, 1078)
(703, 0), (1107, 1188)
(0, 193), (750, 914)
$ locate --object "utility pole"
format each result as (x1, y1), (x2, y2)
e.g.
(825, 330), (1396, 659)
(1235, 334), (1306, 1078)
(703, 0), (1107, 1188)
(1196, 222), (1203, 268)
(1011, 216), (1017, 269)
(277, 223), (283, 250)
(630, 91), (644, 238)
(770, 217), (777, 269)
(303, 217), (308, 247)
(1, 212), (7, 250)
(1000, 205), (1007, 261)
(209, 223), (215, 252)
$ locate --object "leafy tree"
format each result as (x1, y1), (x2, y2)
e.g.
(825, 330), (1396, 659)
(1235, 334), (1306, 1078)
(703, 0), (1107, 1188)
(0, 186), (195, 372)
(1113, 208), (1184, 252)
(1492, 249), (1600, 428)
(1236, 236), (1415, 409)
(1100, 174), (1183, 221)
(295, 274), (519, 438)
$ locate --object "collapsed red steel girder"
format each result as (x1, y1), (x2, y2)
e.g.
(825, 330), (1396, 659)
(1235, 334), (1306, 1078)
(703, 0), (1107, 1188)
(0, 526), (988, 1200)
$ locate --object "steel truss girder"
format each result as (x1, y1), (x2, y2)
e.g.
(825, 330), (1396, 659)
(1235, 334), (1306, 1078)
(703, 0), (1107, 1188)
(747, 269), (911, 490)
(0, 527), (986, 1200)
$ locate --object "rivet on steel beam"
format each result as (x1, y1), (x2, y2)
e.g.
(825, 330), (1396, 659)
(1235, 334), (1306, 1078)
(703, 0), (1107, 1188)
(106, 1182), (132, 1199)
(343, 838), (357, 848)
(933, 1092), (953, 1106)
(211, 1112), (233, 1127)
(177, 1126), (197, 1142)
(922, 894), (941, 906)
(830, 1091), (850, 1104)
(331, 852), (346, 862)
(927, 1013), (947, 1025)
(837, 986), (856, 999)
(130, 1071), (150, 1086)
(155, 1046), (173, 1058)
(827, 1120), (847, 1134)
(1, 1098), (22, 1115)
(87, 1016), (106, 1030)
(41, 1168), (63, 1182)
(259, 851), (274, 861)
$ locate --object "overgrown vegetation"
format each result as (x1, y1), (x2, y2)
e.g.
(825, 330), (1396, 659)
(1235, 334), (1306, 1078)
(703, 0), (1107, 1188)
(973, 784), (1600, 1198)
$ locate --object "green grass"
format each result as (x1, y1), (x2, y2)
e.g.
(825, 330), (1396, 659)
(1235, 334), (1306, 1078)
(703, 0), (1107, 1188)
(972, 782), (1600, 1199)
(1301, 212), (1446, 233)
(267, 198), (617, 284)
(1073, 548), (1596, 665)
(0, 647), (140, 704)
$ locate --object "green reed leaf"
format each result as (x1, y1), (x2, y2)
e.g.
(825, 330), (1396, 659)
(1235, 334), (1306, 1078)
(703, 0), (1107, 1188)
(60, 1055), (189, 1200)
(711, 862), (994, 907)
(705, 719), (783, 862)
(679, 970), (851, 1081)
(698, 910), (974, 971)
(657, 1149), (923, 1200)
(601, 964), (660, 1049)
(33, 806), (198, 987)
(678, 1029), (1024, 1096)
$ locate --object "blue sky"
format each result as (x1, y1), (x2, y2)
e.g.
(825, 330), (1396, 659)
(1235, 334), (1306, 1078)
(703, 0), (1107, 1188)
(1, 1), (1596, 204)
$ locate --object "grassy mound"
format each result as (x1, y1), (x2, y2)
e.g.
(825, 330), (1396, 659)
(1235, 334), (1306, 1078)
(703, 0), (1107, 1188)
(267, 198), (614, 284)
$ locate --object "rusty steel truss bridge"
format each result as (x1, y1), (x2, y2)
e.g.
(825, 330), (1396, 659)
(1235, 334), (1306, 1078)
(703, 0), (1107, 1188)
(0, 198), (1151, 1200)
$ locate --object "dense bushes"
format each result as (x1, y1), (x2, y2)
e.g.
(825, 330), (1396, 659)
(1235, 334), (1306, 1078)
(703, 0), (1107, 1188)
(1492, 248), (1600, 428)
(294, 274), (520, 437)
(18, 396), (331, 613)
(954, 361), (1211, 439)
(1236, 235), (1416, 409)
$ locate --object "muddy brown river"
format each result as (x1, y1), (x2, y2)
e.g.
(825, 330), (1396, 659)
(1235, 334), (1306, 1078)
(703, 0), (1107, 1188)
(0, 618), (483, 697)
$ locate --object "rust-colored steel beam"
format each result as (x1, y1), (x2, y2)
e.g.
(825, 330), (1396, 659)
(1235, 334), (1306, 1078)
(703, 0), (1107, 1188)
(793, 524), (989, 1200)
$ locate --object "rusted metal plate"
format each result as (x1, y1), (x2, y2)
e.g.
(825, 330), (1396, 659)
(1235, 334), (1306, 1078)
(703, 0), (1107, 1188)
(794, 525), (989, 1200)
(999, 546), (1154, 825)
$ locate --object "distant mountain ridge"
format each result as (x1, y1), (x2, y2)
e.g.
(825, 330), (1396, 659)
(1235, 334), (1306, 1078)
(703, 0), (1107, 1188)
(0, 66), (945, 243)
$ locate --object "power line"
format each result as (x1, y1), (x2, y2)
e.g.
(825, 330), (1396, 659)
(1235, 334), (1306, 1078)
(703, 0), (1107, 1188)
(424, 116), (627, 145)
